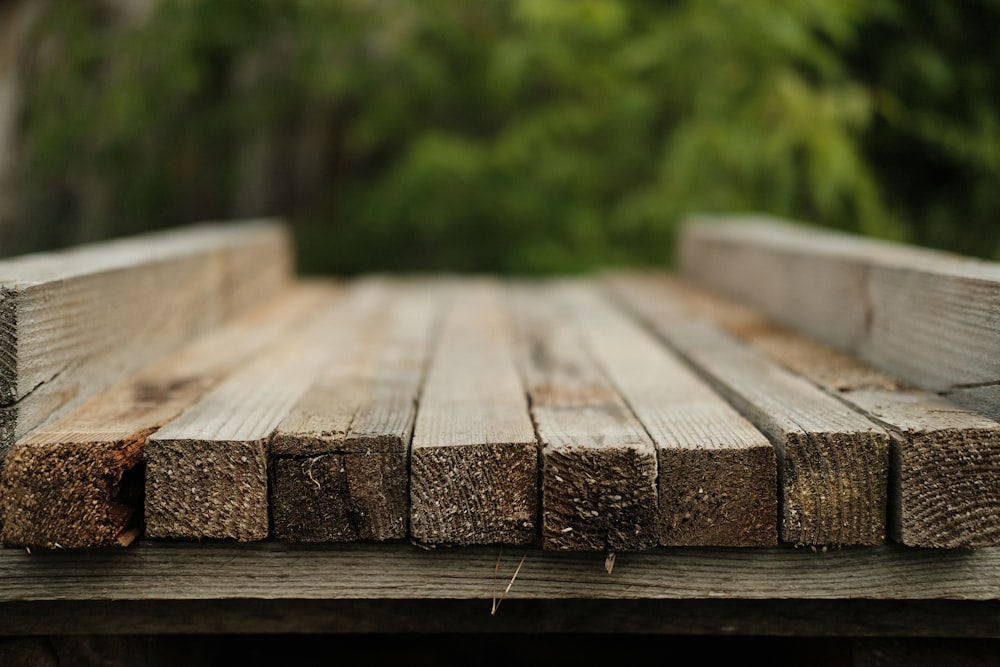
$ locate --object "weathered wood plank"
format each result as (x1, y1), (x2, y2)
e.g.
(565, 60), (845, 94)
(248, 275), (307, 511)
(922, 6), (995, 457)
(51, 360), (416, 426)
(679, 214), (1000, 420)
(143, 285), (360, 542)
(270, 279), (441, 542)
(0, 283), (336, 550)
(508, 281), (658, 552)
(606, 274), (890, 546)
(629, 273), (1000, 548)
(560, 281), (778, 547)
(4, 541), (1000, 602)
(0, 220), (293, 458)
(409, 279), (538, 547)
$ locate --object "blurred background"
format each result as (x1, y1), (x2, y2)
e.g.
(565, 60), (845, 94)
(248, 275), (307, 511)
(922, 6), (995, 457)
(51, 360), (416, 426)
(0, 0), (997, 274)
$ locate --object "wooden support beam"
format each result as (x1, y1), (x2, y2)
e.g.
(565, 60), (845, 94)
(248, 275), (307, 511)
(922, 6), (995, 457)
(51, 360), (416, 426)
(0, 220), (293, 458)
(509, 281), (658, 552)
(558, 281), (777, 547)
(270, 279), (441, 542)
(606, 274), (890, 547)
(409, 279), (538, 547)
(626, 273), (1000, 548)
(679, 214), (1000, 421)
(143, 284), (360, 542)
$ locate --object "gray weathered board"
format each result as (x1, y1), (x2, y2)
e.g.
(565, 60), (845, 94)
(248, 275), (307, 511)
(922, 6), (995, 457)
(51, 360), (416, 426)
(679, 214), (1000, 421)
(270, 278), (442, 542)
(605, 274), (890, 546)
(558, 281), (778, 547)
(610, 273), (1000, 549)
(0, 282), (337, 549)
(508, 281), (659, 552)
(409, 279), (539, 547)
(143, 286), (355, 542)
(0, 220), (293, 459)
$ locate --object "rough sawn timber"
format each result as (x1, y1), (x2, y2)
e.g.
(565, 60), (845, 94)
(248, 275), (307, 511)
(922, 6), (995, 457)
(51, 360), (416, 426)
(270, 278), (441, 542)
(606, 274), (890, 546)
(633, 273), (1000, 549)
(143, 286), (352, 542)
(0, 282), (337, 549)
(509, 281), (658, 552)
(561, 281), (777, 547)
(0, 220), (292, 459)
(409, 279), (538, 547)
(679, 214), (1000, 422)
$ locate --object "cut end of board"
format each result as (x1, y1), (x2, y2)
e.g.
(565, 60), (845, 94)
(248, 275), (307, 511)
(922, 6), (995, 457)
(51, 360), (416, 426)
(410, 441), (539, 547)
(542, 445), (659, 552)
(657, 445), (779, 547)
(144, 438), (269, 542)
(270, 451), (408, 542)
(0, 435), (146, 549)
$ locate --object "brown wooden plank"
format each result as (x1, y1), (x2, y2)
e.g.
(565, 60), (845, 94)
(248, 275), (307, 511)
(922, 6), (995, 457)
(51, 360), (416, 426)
(632, 273), (1000, 548)
(270, 279), (442, 542)
(4, 541), (1000, 602)
(509, 281), (658, 552)
(0, 282), (337, 550)
(679, 214), (1000, 421)
(606, 274), (890, 546)
(562, 280), (777, 547)
(143, 284), (366, 542)
(0, 220), (292, 459)
(409, 279), (538, 547)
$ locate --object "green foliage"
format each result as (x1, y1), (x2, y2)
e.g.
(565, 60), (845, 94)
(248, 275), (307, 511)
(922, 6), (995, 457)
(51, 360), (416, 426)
(14, 0), (1000, 272)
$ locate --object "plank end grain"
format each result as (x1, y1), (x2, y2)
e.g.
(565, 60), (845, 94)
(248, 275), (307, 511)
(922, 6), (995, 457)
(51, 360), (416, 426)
(0, 433), (148, 549)
(658, 443), (777, 547)
(541, 441), (658, 552)
(144, 438), (269, 542)
(270, 442), (408, 543)
(780, 428), (889, 547)
(410, 441), (539, 547)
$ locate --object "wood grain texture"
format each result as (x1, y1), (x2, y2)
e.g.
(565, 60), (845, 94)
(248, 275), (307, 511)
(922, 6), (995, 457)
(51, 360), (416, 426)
(509, 282), (658, 552)
(607, 275), (890, 546)
(144, 289), (352, 542)
(0, 283), (336, 550)
(678, 214), (1000, 421)
(3, 541), (1000, 602)
(561, 281), (777, 547)
(629, 274), (1000, 549)
(410, 279), (538, 547)
(270, 279), (441, 542)
(0, 220), (292, 459)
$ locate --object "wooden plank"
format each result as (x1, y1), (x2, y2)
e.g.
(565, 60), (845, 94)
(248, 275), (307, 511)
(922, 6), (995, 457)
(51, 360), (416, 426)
(143, 283), (365, 542)
(627, 273), (1000, 548)
(409, 279), (538, 547)
(4, 541), (1000, 602)
(508, 281), (658, 552)
(560, 280), (777, 547)
(0, 220), (293, 458)
(678, 214), (1000, 420)
(606, 274), (890, 546)
(0, 282), (337, 550)
(270, 279), (441, 542)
